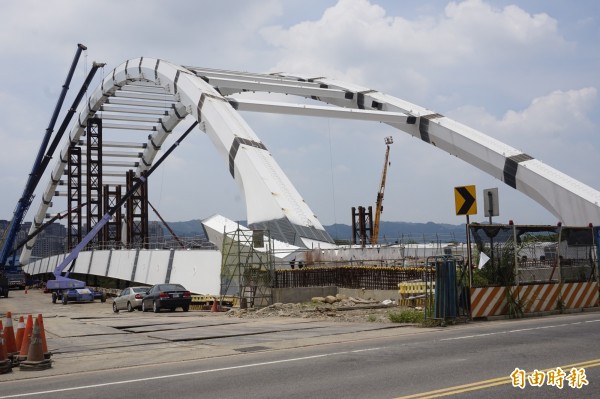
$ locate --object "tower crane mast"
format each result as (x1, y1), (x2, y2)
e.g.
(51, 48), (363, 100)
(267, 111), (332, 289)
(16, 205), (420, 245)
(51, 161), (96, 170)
(371, 136), (393, 245)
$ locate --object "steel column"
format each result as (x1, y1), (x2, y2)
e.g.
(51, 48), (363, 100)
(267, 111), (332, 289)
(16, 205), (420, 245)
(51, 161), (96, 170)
(86, 117), (103, 249)
(67, 146), (82, 250)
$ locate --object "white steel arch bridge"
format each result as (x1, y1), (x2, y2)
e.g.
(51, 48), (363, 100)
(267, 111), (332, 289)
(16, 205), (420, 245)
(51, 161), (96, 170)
(20, 57), (600, 267)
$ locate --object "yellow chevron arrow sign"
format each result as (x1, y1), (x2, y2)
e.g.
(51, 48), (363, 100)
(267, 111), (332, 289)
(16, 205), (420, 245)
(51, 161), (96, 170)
(455, 185), (477, 215)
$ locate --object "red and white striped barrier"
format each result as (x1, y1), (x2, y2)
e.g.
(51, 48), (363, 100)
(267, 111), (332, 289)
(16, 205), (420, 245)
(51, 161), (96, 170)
(470, 282), (599, 318)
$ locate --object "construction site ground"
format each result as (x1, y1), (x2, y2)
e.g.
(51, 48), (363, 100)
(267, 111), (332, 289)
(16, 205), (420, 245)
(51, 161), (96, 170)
(0, 289), (426, 382)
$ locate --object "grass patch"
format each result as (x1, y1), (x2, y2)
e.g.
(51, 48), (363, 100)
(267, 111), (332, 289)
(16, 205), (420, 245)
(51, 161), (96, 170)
(367, 314), (377, 322)
(388, 309), (424, 324)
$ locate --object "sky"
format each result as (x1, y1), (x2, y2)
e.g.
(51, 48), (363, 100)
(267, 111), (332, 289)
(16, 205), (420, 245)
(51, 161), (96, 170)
(0, 0), (599, 229)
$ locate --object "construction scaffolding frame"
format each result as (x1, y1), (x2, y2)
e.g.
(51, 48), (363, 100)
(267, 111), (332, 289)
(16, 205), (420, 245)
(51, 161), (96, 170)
(220, 227), (274, 309)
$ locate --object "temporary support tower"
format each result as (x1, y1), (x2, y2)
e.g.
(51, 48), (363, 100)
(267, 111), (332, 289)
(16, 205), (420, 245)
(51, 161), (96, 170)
(126, 170), (149, 248)
(86, 117), (103, 250)
(220, 227), (274, 308)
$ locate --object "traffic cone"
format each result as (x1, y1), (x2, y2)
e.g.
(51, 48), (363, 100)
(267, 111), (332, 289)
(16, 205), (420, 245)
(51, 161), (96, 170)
(2, 312), (18, 358)
(15, 316), (25, 352)
(17, 315), (33, 361)
(211, 297), (219, 312)
(19, 319), (52, 371)
(36, 314), (52, 358)
(0, 322), (12, 373)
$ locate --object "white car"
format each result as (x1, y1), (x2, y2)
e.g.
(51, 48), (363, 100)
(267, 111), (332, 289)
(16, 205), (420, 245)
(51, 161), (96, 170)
(112, 286), (148, 312)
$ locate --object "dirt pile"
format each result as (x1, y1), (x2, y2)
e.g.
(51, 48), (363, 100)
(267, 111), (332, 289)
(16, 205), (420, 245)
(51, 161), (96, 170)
(226, 294), (401, 323)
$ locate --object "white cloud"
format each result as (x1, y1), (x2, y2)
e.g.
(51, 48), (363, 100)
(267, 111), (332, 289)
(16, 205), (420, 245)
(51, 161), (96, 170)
(0, 0), (598, 229)
(447, 87), (599, 189)
(261, 0), (569, 88)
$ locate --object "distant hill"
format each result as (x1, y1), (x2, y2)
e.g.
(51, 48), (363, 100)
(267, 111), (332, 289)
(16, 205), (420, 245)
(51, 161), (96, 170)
(160, 220), (206, 237)
(325, 221), (466, 243)
(160, 219), (467, 243)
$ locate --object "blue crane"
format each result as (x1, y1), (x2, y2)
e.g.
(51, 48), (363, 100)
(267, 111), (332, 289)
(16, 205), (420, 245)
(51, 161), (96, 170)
(0, 44), (92, 268)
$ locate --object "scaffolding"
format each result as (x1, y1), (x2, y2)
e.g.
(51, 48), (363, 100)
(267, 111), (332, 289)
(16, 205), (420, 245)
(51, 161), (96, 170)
(220, 227), (274, 308)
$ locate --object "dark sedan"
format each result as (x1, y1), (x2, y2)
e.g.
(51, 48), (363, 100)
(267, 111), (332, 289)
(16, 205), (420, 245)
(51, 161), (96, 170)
(141, 283), (192, 313)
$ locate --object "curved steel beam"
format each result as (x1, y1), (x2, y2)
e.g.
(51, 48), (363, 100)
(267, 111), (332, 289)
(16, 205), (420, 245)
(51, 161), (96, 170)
(21, 59), (334, 263)
(21, 62), (600, 264)
(190, 66), (600, 226)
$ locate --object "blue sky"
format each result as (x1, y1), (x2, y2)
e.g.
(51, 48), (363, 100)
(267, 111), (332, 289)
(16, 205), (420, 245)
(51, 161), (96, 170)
(0, 0), (599, 227)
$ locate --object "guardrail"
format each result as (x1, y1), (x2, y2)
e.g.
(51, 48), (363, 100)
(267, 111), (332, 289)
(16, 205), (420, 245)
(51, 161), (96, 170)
(398, 281), (435, 307)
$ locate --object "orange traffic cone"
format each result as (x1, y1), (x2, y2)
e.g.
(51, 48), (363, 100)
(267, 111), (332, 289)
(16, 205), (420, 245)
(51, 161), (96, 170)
(36, 314), (52, 358)
(18, 315), (33, 361)
(15, 316), (25, 352)
(2, 312), (18, 358)
(0, 321), (12, 373)
(19, 319), (52, 371)
(211, 298), (219, 312)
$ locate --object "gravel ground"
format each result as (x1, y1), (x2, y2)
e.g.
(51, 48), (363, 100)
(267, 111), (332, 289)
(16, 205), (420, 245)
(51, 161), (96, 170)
(226, 295), (411, 323)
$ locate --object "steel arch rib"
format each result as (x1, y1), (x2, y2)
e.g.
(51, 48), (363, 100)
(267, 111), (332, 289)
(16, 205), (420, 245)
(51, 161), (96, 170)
(21, 58), (333, 264)
(305, 76), (600, 226)
(21, 61), (600, 264)
(211, 69), (600, 226)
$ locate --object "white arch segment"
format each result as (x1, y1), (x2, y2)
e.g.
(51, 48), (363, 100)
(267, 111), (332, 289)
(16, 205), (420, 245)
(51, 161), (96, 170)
(21, 62), (600, 265)
(193, 67), (600, 226)
(21, 59), (334, 264)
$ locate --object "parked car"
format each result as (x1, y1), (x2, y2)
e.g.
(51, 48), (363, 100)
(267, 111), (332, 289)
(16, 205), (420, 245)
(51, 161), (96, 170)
(113, 286), (149, 313)
(141, 283), (191, 313)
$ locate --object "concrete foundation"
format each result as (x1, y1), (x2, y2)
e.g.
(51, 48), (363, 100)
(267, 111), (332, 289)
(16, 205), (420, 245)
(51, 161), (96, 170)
(272, 287), (337, 303)
(271, 287), (400, 304)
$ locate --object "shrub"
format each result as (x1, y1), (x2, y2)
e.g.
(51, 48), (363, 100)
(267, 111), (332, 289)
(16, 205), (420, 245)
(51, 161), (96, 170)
(388, 309), (424, 323)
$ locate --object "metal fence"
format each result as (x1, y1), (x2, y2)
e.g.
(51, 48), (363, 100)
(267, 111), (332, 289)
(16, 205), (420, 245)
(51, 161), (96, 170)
(470, 224), (598, 287)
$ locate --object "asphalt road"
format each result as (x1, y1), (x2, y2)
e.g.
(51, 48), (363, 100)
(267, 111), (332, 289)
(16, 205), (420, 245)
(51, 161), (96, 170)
(1, 290), (599, 398)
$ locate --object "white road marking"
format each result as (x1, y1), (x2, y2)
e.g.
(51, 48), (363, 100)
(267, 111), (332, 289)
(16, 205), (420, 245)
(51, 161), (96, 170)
(0, 347), (381, 398)
(440, 319), (600, 341)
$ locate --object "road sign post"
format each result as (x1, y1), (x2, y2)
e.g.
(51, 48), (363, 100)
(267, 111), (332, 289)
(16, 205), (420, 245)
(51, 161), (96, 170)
(455, 185), (477, 291)
(483, 188), (499, 272)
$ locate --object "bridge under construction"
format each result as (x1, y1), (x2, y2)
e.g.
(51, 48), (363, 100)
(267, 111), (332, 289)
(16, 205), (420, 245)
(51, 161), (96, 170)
(2, 47), (600, 298)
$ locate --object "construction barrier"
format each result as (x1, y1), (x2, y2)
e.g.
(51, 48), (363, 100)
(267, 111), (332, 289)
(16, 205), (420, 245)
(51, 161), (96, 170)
(0, 320), (12, 374)
(1, 312), (52, 371)
(14, 316), (25, 352)
(2, 312), (18, 358)
(17, 315), (34, 362)
(19, 319), (52, 371)
(470, 282), (600, 318)
(190, 295), (238, 310)
(398, 281), (435, 307)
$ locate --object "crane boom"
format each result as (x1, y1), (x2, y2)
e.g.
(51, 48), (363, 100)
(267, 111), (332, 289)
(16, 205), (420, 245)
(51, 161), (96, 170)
(0, 44), (88, 267)
(371, 136), (393, 245)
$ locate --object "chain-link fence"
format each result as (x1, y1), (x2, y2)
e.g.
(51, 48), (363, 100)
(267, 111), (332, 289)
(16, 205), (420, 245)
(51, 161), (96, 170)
(470, 224), (598, 288)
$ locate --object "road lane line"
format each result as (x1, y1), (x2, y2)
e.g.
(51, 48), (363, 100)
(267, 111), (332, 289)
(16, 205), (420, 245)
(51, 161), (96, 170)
(393, 359), (600, 399)
(0, 347), (382, 398)
(440, 319), (600, 341)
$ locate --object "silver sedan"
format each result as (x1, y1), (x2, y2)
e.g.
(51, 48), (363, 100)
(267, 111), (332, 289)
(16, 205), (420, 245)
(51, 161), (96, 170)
(112, 286), (149, 312)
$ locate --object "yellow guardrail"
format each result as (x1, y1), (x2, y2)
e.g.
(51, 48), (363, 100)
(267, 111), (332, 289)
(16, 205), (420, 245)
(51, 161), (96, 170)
(398, 281), (434, 307)
(190, 295), (239, 310)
